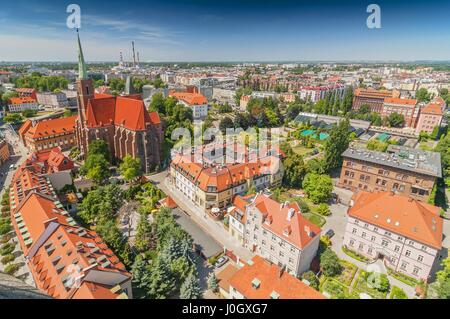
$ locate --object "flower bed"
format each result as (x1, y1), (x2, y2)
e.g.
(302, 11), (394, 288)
(387, 268), (419, 287)
(333, 260), (358, 286)
(342, 246), (369, 263)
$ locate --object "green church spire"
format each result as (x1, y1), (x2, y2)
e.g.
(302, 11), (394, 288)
(77, 30), (88, 80)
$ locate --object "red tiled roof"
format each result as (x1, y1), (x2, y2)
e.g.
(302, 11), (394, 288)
(384, 97), (417, 105)
(349, 191), (443, 249)
(10, 97), (37, 105)
(25, 116), (76, 139)
(229, 256), (325, 299)
(170, 92), (208, 105)
(421, 103), (443, 116)
(251, 194), (321, 249)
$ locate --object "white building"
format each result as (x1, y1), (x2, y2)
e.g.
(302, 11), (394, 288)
(8, 97), (39, 113)
(229, 194), (321, 277)
(36, 92), (69, 109)
(343, 191), (443, 281)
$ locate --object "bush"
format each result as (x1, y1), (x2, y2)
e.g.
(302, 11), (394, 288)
(296, 199), (311, 214)
(0, 243), (15, 256)
(342, 245), (369, 263)
(0, 223), (12, 236)
(0, 234), (11, 244)
(364, 272), (390, 293)
(390, 286), (408, 299)
(301, 271), (319, 290)
(4, 263), (20, 275)
(1, 253), (15, 265)
(317, 203), (331, 216)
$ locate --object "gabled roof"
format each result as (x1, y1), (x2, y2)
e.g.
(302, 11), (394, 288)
(349, 191), (443, 249)
(251, 194), (321, 249)
(384, 97), (417, 106)
(86, 97), (116, 127)
(421, 102), (443, 116)
(9, 97), (37, 105)
(170, 92), (208, 105)
(25, 116), (77, 139)
(229, 256), (325, 299)
(115, 96), (160, 130)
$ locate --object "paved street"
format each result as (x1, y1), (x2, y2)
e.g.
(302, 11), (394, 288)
(148, 171), (254, 262)
(0, 124), (34, 287)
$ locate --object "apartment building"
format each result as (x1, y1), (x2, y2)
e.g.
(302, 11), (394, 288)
(297, 84), (345, 103)
(0, 138), (10, 166)
(228, 194), (321, 277)
(8, 97), (39, 113)
(352, 87), (400, 113)
(8, 154), (132, 299)
(343, 191), (443, 281)
(415, 102), (443, 134)
(169, 91), (209, 119)
(381, 97), (420, 128)
(339, 145), (441, 202)
(15, 88), (37, 100)
(222, 256), (324, 299)
(36, 92), (69, 109)
(170, 148), (283, 212)
(20, 116), (77, 152)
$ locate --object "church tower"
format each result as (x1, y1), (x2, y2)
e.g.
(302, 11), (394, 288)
(75, 31), (94, 156)
(76, 31), (94, 124)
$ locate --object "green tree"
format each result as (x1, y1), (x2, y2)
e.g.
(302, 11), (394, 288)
(87, 139), (111, 162)
(324, 119), (350, 171)
(317, 203), (331, 216)
(135, 212), (153, 252)
(302, 173), (333, 204)
(386, 112), (405, 128)
(82, 154), (110, 184)
(146, 256), (177, 299)
(219, 116), (234, 134)
(416, 88), (432, 103)
(119, 155), (142, 183)
(180, 272), (202, 299)
(207, 272), (219, 293)
(320, 249), (343, 277)
(283, 153), (306, 188)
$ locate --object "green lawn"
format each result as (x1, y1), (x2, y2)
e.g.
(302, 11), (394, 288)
(303, 212), (326, 227)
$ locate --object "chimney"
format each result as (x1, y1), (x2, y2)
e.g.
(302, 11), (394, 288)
(278, 265), (285, 278)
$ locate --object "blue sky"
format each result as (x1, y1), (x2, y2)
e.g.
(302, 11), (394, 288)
(0, 0), (449, 62)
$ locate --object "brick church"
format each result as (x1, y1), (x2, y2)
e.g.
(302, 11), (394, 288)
(75, 33), (163, 173)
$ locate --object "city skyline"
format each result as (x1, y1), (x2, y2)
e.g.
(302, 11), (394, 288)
(1, 0), (450, 62)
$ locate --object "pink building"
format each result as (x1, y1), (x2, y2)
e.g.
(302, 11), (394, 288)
(228, 194), (321, 277)
(343, 191), (443, 281)
(415, 102), (443, 134)
(381, 98), (420, 128)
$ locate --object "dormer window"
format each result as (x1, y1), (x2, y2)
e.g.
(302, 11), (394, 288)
(251, 278), (261, 289)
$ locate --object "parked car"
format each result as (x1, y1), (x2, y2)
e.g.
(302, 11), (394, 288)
(325, 229), (335, 239)
(214, 256), (229, 268)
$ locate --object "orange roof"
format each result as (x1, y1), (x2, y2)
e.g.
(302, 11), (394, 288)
(216, 264), (239, 292)
(349, 191), (443, 249)
(10, 97), (37, 105)
(421, 103), (443, 116)
(354, 87), (393, 98)
(160, 196), (178, 209)
(18, 119), (33, 136)
(251, 194), (321, 249)
(229, 256), (325, 299)
(384, 97), (417, 105)
(85, 95), (160, 129)
(170, 92), (208, 105)
(25, 116), (76, 139)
